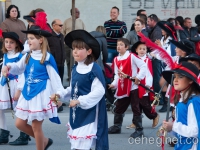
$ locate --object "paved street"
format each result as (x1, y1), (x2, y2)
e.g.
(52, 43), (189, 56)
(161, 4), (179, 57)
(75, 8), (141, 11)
(1, 66), (174, 150)
(2, 106), (174, 150)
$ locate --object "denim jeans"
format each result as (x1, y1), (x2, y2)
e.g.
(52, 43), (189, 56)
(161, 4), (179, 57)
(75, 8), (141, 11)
(107, 48), (118, 63)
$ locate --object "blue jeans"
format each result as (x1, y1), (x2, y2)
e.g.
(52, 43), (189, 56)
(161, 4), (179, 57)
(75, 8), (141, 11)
(107, 48), (118, 63)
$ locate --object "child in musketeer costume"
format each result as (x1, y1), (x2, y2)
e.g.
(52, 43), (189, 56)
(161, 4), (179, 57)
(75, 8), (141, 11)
(164, 40), (194, 108)
(179, 53), (200, 83)
(162, 61), (200, 150)
(125, 41), (159, 129)
(51, 30), (109, 150)
(108, 38), (147, 138)
(1, 12), (62, 150)
(0, 30), (28, 144)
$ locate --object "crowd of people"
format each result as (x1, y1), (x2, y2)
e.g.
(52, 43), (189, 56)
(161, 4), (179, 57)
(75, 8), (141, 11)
(0, 3), (200, 150)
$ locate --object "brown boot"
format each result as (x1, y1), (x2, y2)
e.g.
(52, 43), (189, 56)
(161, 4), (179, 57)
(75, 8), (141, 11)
(152, 114), (159, 128)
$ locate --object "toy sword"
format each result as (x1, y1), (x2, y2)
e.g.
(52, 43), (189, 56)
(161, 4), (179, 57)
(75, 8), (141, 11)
(6, 77), (14, 119)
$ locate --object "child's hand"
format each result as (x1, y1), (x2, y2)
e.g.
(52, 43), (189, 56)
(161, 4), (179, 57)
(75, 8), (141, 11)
(69, 100), (80, 107)
(50, 94), (60, 104)
(145, 86), (150, 93)
(134, 78), (140, 85)
(1, 65), (10, 77)
(13, 90), (21, 101)
(162, 120), (173, 132)
(108, 84), (115, 89)
(155, 39), (162, 47)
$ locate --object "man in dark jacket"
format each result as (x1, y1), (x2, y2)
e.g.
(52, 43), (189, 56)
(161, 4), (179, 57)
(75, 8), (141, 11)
(47, 19), (66, 83)
(47, 19), (66, 112)
(180, 17), (200, 46)
(147, 14), (163, 106)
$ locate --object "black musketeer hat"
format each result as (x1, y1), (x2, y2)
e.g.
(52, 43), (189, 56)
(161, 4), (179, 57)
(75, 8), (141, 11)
(21, 25), (52, 37)
(170, 40), (194, 55)
(23, 15), (35, 23)
(21, 12), (52, 37)
(162, 61), (200, 89)
(131, 41), (147, 54)
(179, 53), (200, 65)
(2, 32), (24, 50)
(64, 30), (100, 60)
(157, 21), (177, 41)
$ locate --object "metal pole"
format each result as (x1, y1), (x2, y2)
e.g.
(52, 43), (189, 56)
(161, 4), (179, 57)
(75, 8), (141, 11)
(0, 1), (6, 23)
(72, 0), (75, 30)
(175, 0), (178, 17)
(69, 0), (75, 81)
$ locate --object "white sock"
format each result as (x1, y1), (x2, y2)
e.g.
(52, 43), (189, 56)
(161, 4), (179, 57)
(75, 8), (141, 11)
(0, 110), (7, 130)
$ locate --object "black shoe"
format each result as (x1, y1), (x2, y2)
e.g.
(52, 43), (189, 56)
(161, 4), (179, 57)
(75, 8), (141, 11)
(62, 103), (67, 106)
(130, 116), (144, 138)
(159, 97), (168, 112)
(9, 131), (31, 145)
(0, 129), (10, 144)
(106, 103), (111, 111)
(57, 106), (63, 113)
(108, 125), (121, 134)
(108, 113), (124, 134)
(130, 130), (144, 138)
(159, 104), (167, 112)
(44, 138), (53, 150)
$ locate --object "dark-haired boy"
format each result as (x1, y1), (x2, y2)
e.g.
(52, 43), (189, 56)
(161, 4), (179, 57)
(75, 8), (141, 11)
(108, 38), (147, 138)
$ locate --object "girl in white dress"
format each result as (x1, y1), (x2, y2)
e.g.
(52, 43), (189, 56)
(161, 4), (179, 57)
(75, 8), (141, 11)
(51, 30), (109, 150)
(1, 13), (62, 150)
(0, 31), (24, 144)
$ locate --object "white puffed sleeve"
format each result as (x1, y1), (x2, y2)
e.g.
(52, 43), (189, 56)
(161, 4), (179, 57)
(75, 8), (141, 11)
(7, 54), (27, 75)
(172, 103), (198, 137)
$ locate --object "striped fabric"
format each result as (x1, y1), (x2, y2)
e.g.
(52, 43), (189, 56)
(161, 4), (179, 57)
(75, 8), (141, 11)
(104, 20), (127, 49)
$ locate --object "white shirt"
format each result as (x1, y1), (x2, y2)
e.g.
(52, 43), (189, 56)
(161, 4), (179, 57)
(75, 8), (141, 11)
(111, 51), (147, 98)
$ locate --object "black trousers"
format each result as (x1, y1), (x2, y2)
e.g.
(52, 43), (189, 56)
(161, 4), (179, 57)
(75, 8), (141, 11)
(115, 89), (157, 120)
(115, 89), (141, 117)
(57, 66), (64, 83)
(140, 96), (157, 120)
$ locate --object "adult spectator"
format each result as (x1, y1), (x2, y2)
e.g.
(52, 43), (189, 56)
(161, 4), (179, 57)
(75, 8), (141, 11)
(137, 9), (147, 16)
(104, 6), (127, 63)
(47, 19), (65, 113)
(195, 14), (200, 34)
(126, 19), (148, 48)
(47, 19), (65, 83)
(130, 9), (147, 31)
(180, 17), (200, 44)
(167, 18), (175, 24)
(0, 5), (26, 44)
(147, 14), (163, 104)
(175, 16), (184, 27)
(147, 14), (162, 42)
(62, 8), (86, 81)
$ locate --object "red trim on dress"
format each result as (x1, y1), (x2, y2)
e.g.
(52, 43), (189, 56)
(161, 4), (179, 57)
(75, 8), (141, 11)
(67, 124), (97, 140)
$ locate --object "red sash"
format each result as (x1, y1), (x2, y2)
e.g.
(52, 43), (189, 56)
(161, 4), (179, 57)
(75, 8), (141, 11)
(115, 54), (132, 97)
(138, 57), (154, 100)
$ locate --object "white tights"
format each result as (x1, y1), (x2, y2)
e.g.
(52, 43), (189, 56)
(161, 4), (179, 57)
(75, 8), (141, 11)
(0, 110), (7, 130)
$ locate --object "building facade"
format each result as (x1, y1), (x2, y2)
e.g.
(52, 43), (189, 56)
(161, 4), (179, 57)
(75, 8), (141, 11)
(1, 0), (199, 32)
